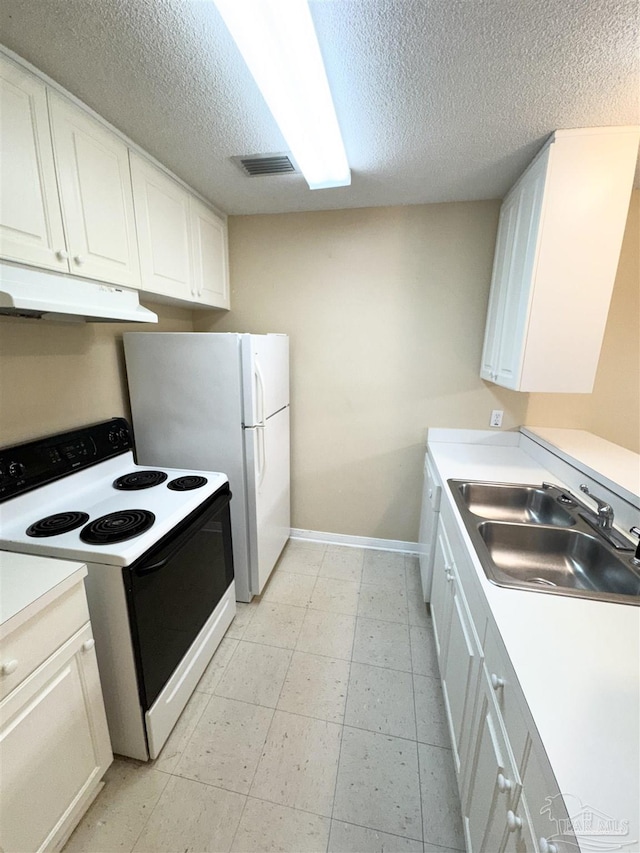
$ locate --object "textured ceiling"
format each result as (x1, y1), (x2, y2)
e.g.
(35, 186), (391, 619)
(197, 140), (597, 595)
(1, 0), (638, 215)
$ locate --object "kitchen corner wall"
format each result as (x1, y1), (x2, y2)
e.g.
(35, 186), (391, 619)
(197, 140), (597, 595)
(194, 202), (529, 542)
(525, 189), (640, 453)
(0, 301), (194, 447)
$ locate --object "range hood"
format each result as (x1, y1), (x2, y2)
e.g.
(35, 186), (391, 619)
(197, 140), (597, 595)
(0, 263), (158, 323)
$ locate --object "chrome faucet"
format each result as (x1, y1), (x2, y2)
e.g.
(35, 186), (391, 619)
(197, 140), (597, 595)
(579, 484), (614, 530)
(631, 527), (640, 567)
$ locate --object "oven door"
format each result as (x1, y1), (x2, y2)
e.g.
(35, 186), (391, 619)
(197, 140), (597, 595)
(124, 484), (234, 711)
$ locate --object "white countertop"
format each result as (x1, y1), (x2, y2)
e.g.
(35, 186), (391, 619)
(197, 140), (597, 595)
(523, 426), (640, 507)
(0, 550), (87, 636)
(427, 429), (640, 852)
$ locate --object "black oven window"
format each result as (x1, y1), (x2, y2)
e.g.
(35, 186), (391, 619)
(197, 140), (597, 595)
(126, 491), (234, 709)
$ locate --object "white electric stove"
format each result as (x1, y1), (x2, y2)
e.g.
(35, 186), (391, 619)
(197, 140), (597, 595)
(0, 418), (236, 760)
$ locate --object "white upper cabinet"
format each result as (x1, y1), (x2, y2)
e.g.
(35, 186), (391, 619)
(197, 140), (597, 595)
(0, 50), (230, 310)
(481, 127), (640, 393)
(0, 57), (67, 271)
(130, 152), (193, 301)
(190, 196), (230, 308)
(131, 152), (229, 309)
(47, 92), (140, 288)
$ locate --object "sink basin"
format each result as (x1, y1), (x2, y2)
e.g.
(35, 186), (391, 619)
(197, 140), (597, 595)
(456, 482), (575, 526)
(447, 479), (640, 605)
(477, 523), (640, 597)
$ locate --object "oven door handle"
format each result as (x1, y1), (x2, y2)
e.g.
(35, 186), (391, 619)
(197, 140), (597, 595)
(133, 491), (232, 577)
(135, 554), (174, 576)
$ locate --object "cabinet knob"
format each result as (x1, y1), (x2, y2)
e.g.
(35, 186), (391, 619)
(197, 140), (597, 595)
(1, 659), (19, 676)
(82, 639), (96, 652)
(445, 569), (454, 582)
(539, 838), (558, 853)
(490, 673), (505, 690)
(497, 772), (512, 793)
(56, 249), (69, 261)
(74, 255), (85, 266)
(506, 810), (522, 832)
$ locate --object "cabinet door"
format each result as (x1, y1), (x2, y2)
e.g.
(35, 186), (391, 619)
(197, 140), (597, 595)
(190, 196), (230, 308)
(0, 56), (68, 271)
(430, 523), (454, 662)
(494, 149), (548, 388)
(441, 570), (482, 775)
(463, 674), (522, 853)
(418, 453), (441, 602)
(522, 743), (576, 852)
(0, 623), (112, 852)
(48, 91), (140, 288)
(480, 195), (518, 382)
(130, 151), (194, 300)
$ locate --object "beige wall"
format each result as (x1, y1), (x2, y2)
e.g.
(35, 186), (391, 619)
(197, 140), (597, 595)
(196, 203), (529, 542)
(0, 301), (194, 446)
(526, 190), (640, 452)
(2, 195), (636, 543)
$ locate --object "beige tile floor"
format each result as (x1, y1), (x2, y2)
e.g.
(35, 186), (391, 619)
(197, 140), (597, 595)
(64, 542), (465, 853)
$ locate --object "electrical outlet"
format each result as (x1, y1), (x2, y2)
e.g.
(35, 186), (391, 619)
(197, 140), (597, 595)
(490, 409), (503, 428)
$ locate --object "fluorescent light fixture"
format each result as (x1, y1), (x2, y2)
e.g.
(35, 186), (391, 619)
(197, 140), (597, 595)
(212, 0), (351, 190)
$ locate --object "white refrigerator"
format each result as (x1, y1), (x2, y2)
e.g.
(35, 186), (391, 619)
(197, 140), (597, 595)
(123, 332), (290, 602)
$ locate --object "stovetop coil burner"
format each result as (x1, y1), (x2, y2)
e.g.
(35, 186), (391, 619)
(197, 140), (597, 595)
(26, 511), (90, 538)
(113, 471), (168, 490)
(167, 476), (208, 491)
(80, 510), (156, 544)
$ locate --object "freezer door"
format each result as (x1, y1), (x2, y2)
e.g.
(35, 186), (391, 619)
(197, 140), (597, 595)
(124, 332), (244, 471)
(242, 334), (289, 425)
(244, 405), (291, 595)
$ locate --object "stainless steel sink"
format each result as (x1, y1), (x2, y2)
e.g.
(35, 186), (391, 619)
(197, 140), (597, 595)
(477, 522), (640, 597)
(457, 482), (576, 526)
(448, 479), (640, 605)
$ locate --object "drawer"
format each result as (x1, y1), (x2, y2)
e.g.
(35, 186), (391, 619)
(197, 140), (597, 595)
(0, 580), (89, 700)
(483, 621), (530, 772)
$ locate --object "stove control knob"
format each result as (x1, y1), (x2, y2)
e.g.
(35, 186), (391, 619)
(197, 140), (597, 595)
(108, 430), (119, 445)
(118, 428), (128, 443)
(8, 462), (25, 479)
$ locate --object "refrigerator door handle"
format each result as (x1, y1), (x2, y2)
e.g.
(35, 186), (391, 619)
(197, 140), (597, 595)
(256, 423), (266, 487)
(254, 358), (266, 426)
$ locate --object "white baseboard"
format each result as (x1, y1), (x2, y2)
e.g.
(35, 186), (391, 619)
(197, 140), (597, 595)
(290, 528), (419, 555)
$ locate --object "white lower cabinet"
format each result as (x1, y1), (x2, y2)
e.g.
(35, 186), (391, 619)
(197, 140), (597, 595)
(0, 576), (112, 852)
(432, 522), (482, 775)
(463, 667), (528, 853)
(430, 504), (576, 853)
(418, 451), (442, 601)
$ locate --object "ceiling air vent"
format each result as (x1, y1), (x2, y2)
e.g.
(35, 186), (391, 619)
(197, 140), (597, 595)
(234, 153), (297, 177)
